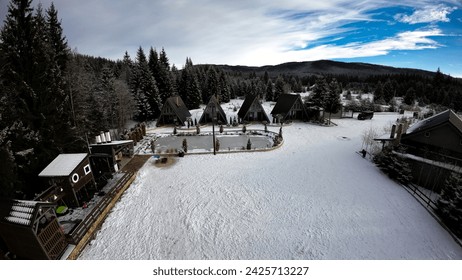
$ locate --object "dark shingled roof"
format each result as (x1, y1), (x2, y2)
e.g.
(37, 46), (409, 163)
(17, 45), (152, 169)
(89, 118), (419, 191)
(237, 95), (270, 122)
(157, 96), (191, 126)
(405, 110), (462, 135)
(199, 95), (228, 124)
(271, 94), (299, 115)
(270, 94), (309, 122)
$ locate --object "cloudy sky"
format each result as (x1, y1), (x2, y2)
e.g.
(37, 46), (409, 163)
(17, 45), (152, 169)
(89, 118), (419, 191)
(1, 0), (461, 76)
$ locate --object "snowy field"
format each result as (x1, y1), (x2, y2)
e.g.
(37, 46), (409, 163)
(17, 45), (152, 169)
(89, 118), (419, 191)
(79, 112), (462, 260)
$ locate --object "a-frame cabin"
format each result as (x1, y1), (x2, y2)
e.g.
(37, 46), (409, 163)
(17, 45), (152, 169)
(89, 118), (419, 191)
(199, 95), (228, 125)
(157, 96), (192, 126)
(237, 95), (270, 123)
(271, 93), (309, 123)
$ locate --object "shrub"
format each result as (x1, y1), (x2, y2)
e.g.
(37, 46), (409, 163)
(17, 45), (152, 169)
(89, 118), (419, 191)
(373, 147), (412, 184)
(215, 139), (220, 151)
(182, 138), (188, 153)
(246, 139), (252, 150)
(437, 172), (462, 238)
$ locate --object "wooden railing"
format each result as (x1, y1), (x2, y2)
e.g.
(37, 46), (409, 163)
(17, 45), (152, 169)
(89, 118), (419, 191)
(37, 218), (67, 259)
(67, 172), (134, 244)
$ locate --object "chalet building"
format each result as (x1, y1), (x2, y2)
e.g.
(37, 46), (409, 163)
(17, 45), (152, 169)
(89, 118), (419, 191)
(199, 95), (228, 125)
(378, 110), (462, 191)
(0, 199), (68, 259)
(157, 96), (191, 126)
(237, 95), (270, 123)
(38, 153), (95, 207)
(271, 94), (309, 123)
(89, 131), (134, 177)
(400, 110), (462, 161)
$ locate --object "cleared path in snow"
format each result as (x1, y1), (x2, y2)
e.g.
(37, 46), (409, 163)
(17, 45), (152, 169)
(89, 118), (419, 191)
(79, 113), (462, 259)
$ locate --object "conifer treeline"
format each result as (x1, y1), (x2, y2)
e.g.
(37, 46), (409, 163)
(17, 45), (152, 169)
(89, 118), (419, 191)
(1, 0), (462, 200)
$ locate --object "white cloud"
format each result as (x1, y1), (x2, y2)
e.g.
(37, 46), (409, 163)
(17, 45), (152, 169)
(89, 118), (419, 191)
(394, 4), (457, 24)
(3, 0), (455, 68)
(236, 28), (444, 65)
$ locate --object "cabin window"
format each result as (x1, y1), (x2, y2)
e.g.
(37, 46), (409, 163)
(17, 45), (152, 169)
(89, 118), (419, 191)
(425, 131), (430, 138)
(71, 173), (79, 183)
(84, 164), (91, 175)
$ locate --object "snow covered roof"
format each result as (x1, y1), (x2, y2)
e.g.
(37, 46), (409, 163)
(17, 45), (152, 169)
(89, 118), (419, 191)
(0, 200), (56, 227)
(406, 110), (462, 134)
(0, 200), (35, 226)
(89, 140), (134, 147)
(39, 153), (88, 177)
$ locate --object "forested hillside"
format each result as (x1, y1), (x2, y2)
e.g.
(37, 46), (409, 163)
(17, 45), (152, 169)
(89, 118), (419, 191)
(1, 0), (462, 200)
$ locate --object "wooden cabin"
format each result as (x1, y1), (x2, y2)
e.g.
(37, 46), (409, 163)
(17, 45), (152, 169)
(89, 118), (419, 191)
(401, 110), (462, 160)
(89, 138), (134, 176)
(271, 93), (308, 123)
(38, 153), (95, 207)
(199, 95), (228, 125)
(380, 110), (462, 191)
(237, 95), (270, 123)
(157, 96), (192, 126)
(0, 199), (68, 259)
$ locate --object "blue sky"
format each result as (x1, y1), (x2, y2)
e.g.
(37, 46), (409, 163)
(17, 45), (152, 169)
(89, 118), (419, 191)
(1, 0), (461, 76)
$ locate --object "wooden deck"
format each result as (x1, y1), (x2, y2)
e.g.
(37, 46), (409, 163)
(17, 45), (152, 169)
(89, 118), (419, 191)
(121, 155), (151, 172)
(66, 155), (150, 259)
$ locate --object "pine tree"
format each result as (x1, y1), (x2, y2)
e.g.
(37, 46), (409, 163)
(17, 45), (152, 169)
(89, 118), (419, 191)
(46, 3), (68, 72)
(179, 58), (202, 109)
(152, 47), (174, 102)
(437, 172), (462, 237)
(148, 47), (159, 77)
(266, 80), (274, 101)
(219, 71), (230, 103)
(310, 76), (329, 108)
(130, 47), (162, 120)
(404, 87), (416, 106)
(274, 76), (285, 100)
(325, 78), (342, 124)
(263, 71), (269, 84)
(383, 79), (395, 104)
(0, 0), (79, 198)
(206, 67), (219, 102)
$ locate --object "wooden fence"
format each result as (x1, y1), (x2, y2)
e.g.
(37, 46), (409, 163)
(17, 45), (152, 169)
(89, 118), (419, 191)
(67, 172), (134, 244)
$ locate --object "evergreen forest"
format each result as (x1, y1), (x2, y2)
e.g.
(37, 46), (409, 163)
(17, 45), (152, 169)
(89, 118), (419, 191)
(1, 0), (462, 200)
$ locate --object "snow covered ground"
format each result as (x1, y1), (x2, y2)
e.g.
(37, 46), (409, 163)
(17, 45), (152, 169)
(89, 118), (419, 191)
(78, 112), (462, 260)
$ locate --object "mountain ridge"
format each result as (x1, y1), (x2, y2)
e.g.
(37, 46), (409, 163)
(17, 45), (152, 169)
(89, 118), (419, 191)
(199, 60), (439, 78)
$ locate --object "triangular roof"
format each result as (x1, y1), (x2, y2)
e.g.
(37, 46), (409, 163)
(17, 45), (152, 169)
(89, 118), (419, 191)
(158, 96), (192, 125)
(270, 93), (308, 120)
(405, 110), (462, 135)
(199, 95), (228, 124)
(237, 95), (270, 122)
(39, 153), (88, 177)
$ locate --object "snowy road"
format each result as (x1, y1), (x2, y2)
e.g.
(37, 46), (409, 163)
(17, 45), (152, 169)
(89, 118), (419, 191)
(79, 113), (462, 259)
